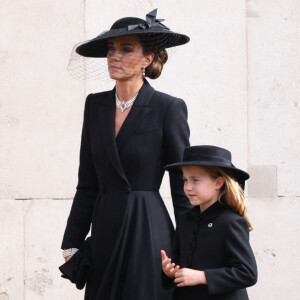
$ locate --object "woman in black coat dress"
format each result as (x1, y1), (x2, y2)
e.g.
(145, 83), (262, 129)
(60, 9), (191, 300)
(162, 146), (257, 300)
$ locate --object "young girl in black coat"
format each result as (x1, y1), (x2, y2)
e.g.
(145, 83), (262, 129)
(162, 145), (257, 300)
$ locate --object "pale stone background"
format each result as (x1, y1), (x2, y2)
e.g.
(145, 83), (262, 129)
(0, 0), (299, 299)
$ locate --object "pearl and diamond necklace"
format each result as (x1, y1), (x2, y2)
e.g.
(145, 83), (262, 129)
(115, 92), (138, 113)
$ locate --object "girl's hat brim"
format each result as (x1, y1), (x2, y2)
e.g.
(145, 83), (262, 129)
(164, 145), (250, 182)
(75, 9), (190, 58)
(164, 161), (250, 182)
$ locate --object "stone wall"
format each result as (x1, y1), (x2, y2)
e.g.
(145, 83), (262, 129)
(0, 0), (299, 299)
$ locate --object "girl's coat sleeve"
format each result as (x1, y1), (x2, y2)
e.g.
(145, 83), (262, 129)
(205, 217), (257, 295)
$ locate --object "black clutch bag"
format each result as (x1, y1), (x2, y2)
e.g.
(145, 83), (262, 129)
(59, 237), (92, 290)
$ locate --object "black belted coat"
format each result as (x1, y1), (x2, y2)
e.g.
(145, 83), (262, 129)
(61, 80), (191, 300)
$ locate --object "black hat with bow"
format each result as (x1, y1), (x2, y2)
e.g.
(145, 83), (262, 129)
(76, 9), (190, 57)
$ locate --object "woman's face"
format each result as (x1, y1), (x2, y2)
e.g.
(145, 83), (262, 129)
(182, 166), (224, 212)
(107, 35), (153, 81)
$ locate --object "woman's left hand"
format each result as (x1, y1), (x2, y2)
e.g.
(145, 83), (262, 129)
(64, 254), (73, 262)
(174, 268), (207, 287)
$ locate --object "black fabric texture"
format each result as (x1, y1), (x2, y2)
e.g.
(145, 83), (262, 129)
(174, 202), (257, 300)
(61, 79), (191, 300)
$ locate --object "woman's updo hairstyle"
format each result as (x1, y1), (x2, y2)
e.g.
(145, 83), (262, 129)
(138, 35), (168, 79)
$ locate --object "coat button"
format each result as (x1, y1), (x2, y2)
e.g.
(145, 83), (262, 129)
(208, 223), (213, 228)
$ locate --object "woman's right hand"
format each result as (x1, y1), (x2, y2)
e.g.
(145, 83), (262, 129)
(161, 250), (180, 278)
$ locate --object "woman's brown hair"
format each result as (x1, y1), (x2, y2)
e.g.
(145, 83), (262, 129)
(138, 35), (168, 79)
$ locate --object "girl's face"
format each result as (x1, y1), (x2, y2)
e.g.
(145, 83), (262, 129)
(107, 35), (153, 81)
(182, 166), (224, 212)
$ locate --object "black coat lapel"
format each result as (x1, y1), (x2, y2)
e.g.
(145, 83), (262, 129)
(97, 90), (130, 187)
(116, 79), (154, 151)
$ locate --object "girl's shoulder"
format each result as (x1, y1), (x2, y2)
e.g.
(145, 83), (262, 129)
(178, 204), (247, 228)
(216, 206), (249, 232)
(178, 202), (245, 217)
(219, 205), (244, 220)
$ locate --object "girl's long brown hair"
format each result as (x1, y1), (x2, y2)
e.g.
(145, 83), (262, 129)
(202, 166), (253, 231)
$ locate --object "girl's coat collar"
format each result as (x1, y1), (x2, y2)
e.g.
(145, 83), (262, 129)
(183, 201), (226, 222)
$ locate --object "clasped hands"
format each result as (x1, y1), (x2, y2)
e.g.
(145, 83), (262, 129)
(161, 250), (207, 287)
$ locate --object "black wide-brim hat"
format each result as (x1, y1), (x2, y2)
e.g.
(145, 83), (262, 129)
(164, 145), (250, 182)
(76, 9), (190, 58)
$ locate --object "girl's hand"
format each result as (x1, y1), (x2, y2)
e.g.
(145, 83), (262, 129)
(161, 250), (180, 278)
(174, 268), (207, 287)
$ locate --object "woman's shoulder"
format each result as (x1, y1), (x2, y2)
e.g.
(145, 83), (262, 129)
(152, 90), (187, 107)
(85, 90), (114, 106)
(88, 90), (113, 99)
(149, 91), (188, 119)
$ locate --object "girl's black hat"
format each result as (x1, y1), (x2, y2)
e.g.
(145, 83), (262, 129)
(164, 145), (250, 182)
(76, 9), (190, 57)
